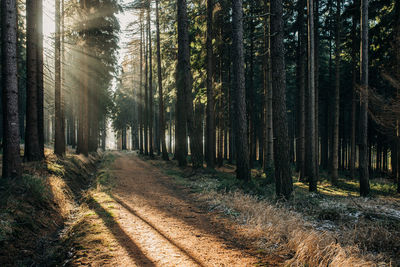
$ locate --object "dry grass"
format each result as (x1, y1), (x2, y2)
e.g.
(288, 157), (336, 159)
(200, 190), (390, 266)
(148, 158), (399, 267)
(61, 193), (117, 266)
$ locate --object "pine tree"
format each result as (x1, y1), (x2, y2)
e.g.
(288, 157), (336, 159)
(1, 0), (22, 178)
(232, 0), (250, 181)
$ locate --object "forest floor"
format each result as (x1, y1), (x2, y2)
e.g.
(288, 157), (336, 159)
(2, 151), (398, 266)
(66, 152), (268, 266)
(66, 152), (400, 266)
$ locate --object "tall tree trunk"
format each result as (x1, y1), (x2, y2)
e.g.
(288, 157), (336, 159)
(2, 0), (22, 178)
(271, 0), (293, 198)
(307, 0), (318, 191)
(37, 0), (44, 158)
(314, 0), (320, 178)
(77, 0), (89, 156)
(156, 0), (168, 160)
(55, 0), (65, 156)
(25, 0), (41, 161)
(331, 0), (341, 183)
(350, 0), (358, 178)
(296, 0), (306, 180)
(144, 18), (149, 156)
(248, 2), (256, 169)
(139, 12), (144, 154)
(395, 0), (400, 193)
(206, 0), (216, 169)
(232, 0), (250, 181)
(359, 0), (370, 196)
(147, 6), (154, 157)
(176, 0), (189, 167)
(266, 4), (274, 171)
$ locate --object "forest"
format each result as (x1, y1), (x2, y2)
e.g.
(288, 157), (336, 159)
(0, 0), (399, 266)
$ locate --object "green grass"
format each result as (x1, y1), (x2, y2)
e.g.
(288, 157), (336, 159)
(95, 152), (117, 189)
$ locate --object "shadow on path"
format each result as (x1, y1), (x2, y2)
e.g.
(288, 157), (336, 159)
(87, 195), (156, 267)
(109, 194), (206, 267)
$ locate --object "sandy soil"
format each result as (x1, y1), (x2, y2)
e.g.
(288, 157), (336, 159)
(82, 153), (263, 267)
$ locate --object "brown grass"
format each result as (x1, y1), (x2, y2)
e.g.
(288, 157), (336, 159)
(197, 190), (391, 266)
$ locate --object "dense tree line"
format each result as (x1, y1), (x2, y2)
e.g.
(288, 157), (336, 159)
(1, 0), (119, 173)
(114, 0), (399, 198)
(2, 0), (399, 198)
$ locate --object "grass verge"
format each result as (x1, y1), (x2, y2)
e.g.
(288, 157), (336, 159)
(149, 159), (399, 267)
(0, 150), (101, 265)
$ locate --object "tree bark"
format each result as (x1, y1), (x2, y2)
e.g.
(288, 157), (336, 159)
(37, 0), (44, 158)
(232, 0), (250, 181)
(206, 0), (216, 169)
(296, 0), (306, 180)
(156, 0), (169, 160)
(331, 0), (341, 183)
(25, 0), (41, 161)
(350, 0), (358, 179)
(55, 0), (65, 156)
(176, 0), (189, 167)
(395, 0), (400, 193)
(271, 0), (293, 198)
(139, 12), (144, 154)
(1, 0), (22, 178)
(359, 0), (370, 196)
(144, 17), (149, 156)
(314, 0), (320, 178)
(307, 0), (318, 191)
(147, 6), (154, 157)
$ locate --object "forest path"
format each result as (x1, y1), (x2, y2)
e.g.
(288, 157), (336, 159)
(84, 153), (261, 266)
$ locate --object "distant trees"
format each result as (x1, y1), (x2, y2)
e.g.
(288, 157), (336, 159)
(1, 0), (22, 178)
(118, 0), (399, 198)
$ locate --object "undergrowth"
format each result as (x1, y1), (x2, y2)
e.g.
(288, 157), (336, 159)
(0, 151), (102, 265)
(150, 159), (400, 266)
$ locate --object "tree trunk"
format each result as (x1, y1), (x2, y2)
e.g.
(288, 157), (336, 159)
(350, 0), (358, 178)
(147, 7), (154, 157)
(155, 0), (169, 160)
(206, 0), (216, 169)
(139, 12), (144, 154)
(307, 0), (318, 191)
(232, 0), (250, 181)
(37, 0), (44, 158)
(25, 0), (41, 161)
(144, 17), (149, 156)
(331, 0), (341, 183)
(359, 0), (370, 196)
(266, 0), (274, 172)
(176, 0), (189, 167)
(55, 0), (65, 156)
(314, 0), (320, 178)
(2, 0), (22, 178)
(395, 1), (400, 192)
(271, 0), (293, 198)
(248, 3), (256, 169)
(296, 0), (306, 180)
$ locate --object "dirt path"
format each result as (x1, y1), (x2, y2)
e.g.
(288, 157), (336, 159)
(82, 153), (262, 266)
